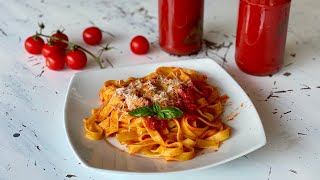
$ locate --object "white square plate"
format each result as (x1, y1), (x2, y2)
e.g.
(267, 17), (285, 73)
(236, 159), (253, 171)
(64, 58), (266, 174)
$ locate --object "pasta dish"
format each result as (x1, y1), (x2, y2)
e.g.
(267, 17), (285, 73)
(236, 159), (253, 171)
(84, 67), (231, 161)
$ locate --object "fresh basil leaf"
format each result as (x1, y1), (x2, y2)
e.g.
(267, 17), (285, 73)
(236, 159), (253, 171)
(129, 103), (183, 120)
(158, 107), (183, 120)
(157, 112), (165, 119)
(153, 102), (161, 113)
(129, 106), (156, 117)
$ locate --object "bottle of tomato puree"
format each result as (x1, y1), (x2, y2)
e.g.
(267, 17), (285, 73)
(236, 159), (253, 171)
(159, 0), (204, 55)
(235, 0), (291, 76)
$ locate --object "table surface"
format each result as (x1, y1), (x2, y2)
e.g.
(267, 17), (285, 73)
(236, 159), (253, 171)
(1, 0), (319, 179)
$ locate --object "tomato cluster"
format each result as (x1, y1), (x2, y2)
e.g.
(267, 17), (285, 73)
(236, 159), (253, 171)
(25, 24), (151, 71)
(24, 26), (103, 71)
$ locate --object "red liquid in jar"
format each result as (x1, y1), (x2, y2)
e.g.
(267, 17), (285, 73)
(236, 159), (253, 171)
(159, 0), (204, 55)
(235, 0), (291, 76)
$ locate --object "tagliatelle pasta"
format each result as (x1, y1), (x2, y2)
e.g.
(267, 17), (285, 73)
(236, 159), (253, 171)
(83, 67), (231, 161)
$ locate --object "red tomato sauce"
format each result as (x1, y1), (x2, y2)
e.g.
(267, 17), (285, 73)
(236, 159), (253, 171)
(145, 85), (202, 131)
(159, 0), (204, 55)
(169, 85), (199, 122)
(178, 87), (197, 112)
(145, 116), (168, 131)
(192, 80), (211, 99)
(235, 0), (291, 76)
(185, 113), (198, 122)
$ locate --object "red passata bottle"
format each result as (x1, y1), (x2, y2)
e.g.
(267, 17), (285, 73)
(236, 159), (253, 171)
(235, 0), (291, 76)
(159, 0), (204, 55)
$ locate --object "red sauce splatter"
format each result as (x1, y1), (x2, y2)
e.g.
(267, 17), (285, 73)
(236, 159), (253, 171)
(220, 94), (229, 103)
(228, 112), (239, 121)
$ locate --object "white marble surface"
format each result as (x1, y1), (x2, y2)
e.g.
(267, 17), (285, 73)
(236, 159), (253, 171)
(0, 0), (319, 179)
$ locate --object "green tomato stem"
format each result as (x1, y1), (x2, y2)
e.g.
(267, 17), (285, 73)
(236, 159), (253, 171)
(77, 46), (103, 69)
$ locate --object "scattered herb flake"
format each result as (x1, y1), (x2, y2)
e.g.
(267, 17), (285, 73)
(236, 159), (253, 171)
(301, 85), (311, 90)
(289, 169), (298, 174)
(298, 133), (307, 135)
(13, 133), (20, 137)
(66, 174), (77, 178)
(283, 72), (291, 76)
(274, 90), (287, 93)
(284, 111), (292, 114)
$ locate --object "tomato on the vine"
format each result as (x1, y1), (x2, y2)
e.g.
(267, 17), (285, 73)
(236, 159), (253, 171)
(46, 52), (65, 71)
(51, 31), (69, 49)
(24, 36), (45, 54)
(66, 49), (87, 70)
(83, 27), (102, 45)
(130, 35), (149, 55)
(42, 43), (63, 58)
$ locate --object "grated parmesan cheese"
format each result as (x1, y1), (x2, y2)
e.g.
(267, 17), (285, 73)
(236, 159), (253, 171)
(114, 75), (186, 111)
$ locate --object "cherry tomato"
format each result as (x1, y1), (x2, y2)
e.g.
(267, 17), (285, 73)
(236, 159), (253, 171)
(130, 35), (149, 55)
(24, 36), (45, 54)
(51, 31), (69, 49)
(46, 52), (65, 71)
(66, 49), (87, 70)
(42, 43), (63, 58)
(83, 27), (103, 45)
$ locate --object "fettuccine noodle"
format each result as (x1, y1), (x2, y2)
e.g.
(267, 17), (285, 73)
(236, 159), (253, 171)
(84, 67), (231, 161)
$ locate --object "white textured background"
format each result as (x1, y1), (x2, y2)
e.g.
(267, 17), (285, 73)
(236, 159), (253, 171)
(0, 0), (319, 179)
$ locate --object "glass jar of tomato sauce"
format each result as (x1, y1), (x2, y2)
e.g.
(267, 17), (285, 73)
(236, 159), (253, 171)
(235, 0), (291, 76)
(159, 0), (204, 55)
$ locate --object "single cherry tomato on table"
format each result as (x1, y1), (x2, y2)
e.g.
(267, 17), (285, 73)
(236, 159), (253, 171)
(42, 43), (63, 58)
(130, 35), (149, 55)
(83, 26), (103, 45)
(66, 49), (87, 70)
(24, 36), (45, 54)
(51, 31), (69, 49)
(45, 52), (65, 71)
